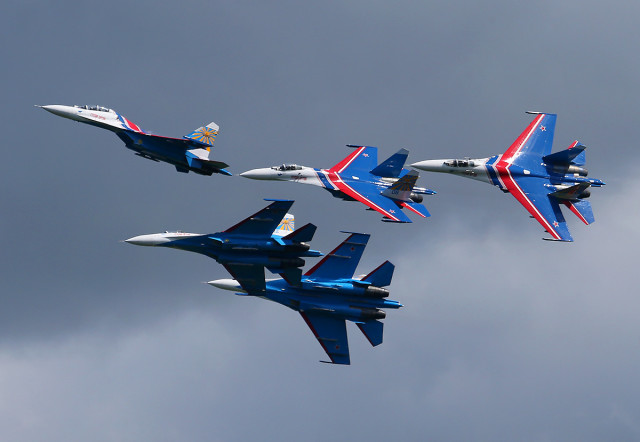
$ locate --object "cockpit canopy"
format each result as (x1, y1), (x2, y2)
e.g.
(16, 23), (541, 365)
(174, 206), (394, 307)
(272, 164), (303, 171)
(444, 159), (475, 168)
(74, 105), (114, 113)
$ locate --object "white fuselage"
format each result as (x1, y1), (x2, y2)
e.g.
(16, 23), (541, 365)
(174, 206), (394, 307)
(125, 231), (202, 246)
(411, 158), (494, 185)
(38, 104), (140, 132)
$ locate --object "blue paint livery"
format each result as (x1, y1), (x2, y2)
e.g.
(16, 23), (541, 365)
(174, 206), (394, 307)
(127, 200), (322, 290)
(212, 232), (402, 365)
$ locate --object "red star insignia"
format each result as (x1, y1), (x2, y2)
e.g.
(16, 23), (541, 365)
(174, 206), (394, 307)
(553, 221), (559, 227)
(363, 153), (369, 157)
(540, 126), (546, 131)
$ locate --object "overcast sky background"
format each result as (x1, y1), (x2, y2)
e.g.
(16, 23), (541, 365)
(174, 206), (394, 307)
(1, 1), (639, 440)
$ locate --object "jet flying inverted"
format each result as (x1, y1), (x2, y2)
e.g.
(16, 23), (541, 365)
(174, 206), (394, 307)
(240, 146), (435, 223)
(208, 232), (401, 365)
(38, 104), (230, 176)
(125, 200), (322, 289)
(411, 112), (605, 241)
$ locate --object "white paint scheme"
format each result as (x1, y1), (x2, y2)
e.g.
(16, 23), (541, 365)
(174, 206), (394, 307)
(207, 279), (248, 293)
(37, 104), (127, 131)
(240, 166), (327, 188)
(411, 158), (494, 185)
(124, 231), (202, 246)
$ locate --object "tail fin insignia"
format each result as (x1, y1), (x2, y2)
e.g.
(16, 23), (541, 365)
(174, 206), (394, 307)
(185, 122), (219, 149)
(273, 214), (295, 237)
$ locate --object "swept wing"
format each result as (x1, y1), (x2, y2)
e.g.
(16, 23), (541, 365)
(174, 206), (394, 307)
(224, 199), (295, 237)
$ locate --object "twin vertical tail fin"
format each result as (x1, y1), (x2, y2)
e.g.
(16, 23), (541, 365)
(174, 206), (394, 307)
(272, 214), (295, 237)
(381, 170), (420, 201)
(184, 122), (219, 150)
(370, 148), (409, 178)
(361, 260), (395, 287)
(283, 222), (317, 243)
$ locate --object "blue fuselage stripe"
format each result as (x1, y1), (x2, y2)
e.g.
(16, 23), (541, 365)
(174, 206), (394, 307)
(314, 168), (332, 189)
(485, 155), (502, 188)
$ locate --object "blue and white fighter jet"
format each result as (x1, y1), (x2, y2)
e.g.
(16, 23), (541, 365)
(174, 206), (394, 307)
(209, 232), (401, 365)
(411, 112), (605, 241)
(240, 146), (435, 223)
(38, 104), (231, 176)
(125, 200), (321, 289)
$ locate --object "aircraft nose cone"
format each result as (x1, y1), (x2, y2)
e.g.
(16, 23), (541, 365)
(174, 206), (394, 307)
(124, 234), (168, 246)
(410, 160), (445, 171)
(38, 105), (71, 117)
(239, 168), (274, 180)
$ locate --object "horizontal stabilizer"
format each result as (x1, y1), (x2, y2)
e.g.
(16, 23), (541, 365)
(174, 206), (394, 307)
(357, 320), (384, 347)
(543, 141), (586, 165)
(184, 122), (219, 148)
(563, 199), (595, 225)
(549, 182), (591, 201)
(284, 222), (317, 243)
(361, 260), (394, 287)
(370, 148), (409, 178)
(300, 312), (350, 365)
(185, 150), (230, 175)
(399, 200), (430, 218)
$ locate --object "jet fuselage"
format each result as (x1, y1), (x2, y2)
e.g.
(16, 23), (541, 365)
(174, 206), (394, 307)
(125, 231), (321, 267)
(39, 104), (230, 175)
(240, 165), (435, 199)
(412, 156), (605, 196)
(209, 277), (402, 323)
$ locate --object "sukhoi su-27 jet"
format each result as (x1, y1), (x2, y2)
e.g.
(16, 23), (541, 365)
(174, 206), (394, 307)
(240, 146), (435, 223)
(411, 112), (605, 241)
(38, 104), (230, 176)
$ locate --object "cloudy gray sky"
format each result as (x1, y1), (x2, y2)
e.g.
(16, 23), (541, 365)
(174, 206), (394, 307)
(2, 1), (639, 440)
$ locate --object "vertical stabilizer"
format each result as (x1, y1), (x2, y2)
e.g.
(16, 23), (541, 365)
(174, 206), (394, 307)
(370, 148), (409, 178)
(283, 222), (317, 243)
(184, 122), (219, 150)
(273, 214), (295, 237)
(361, 261), (394, 287)
(381, 170), (420, 201)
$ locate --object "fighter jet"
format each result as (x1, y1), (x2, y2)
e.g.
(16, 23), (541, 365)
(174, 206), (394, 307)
(125, 199), (321, 289)
(240, 146), (435, 223)
(37, 104), (231, 176)
(209, 232), (401, 365)
(411, 112), (605, 241)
